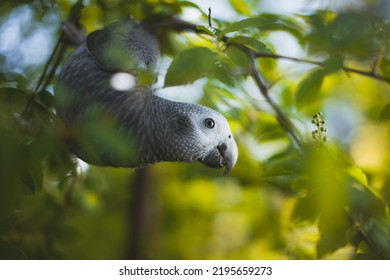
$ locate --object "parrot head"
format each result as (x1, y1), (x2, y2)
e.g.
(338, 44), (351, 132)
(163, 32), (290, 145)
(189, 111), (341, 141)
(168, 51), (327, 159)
(168, 102), (238, 174)
(197, 114), (238, 174)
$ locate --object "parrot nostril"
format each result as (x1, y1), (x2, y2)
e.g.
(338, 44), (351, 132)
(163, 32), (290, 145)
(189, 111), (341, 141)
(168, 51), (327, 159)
(218, 143), (228, 153)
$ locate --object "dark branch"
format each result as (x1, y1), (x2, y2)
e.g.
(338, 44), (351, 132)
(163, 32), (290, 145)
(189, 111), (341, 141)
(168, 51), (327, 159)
(254, 52), (390, 83)
(208, 8), (212, 27)
(246, 49), (303, 149)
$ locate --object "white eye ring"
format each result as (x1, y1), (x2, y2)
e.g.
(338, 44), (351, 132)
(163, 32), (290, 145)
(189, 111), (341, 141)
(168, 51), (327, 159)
(204, 118), (215, 129)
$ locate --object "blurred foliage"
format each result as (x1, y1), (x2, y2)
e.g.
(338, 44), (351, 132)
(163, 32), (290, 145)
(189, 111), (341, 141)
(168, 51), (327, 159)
(1, 0), (390, 260)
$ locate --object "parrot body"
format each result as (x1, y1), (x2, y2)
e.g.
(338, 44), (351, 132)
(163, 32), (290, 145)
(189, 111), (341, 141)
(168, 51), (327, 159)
(55, 20), (238, 173)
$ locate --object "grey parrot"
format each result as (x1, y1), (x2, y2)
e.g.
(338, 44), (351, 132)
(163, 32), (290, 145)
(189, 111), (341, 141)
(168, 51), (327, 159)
(55, 20), (238, 173)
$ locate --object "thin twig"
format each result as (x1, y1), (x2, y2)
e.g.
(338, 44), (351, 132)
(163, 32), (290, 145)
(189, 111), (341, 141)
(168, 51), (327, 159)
(34, 34), (64, 93)
(21, 34), (65, 119)
(254, 52), (390, 83)
(208, 8), (212, 28)
(41, 42), (67, 91)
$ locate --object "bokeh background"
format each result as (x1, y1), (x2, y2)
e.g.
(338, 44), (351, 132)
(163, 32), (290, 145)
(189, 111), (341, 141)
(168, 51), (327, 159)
(1, 0), (390, 259)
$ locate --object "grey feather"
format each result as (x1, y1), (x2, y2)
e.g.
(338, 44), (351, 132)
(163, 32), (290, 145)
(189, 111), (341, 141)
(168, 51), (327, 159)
(55, 20), (238, 173)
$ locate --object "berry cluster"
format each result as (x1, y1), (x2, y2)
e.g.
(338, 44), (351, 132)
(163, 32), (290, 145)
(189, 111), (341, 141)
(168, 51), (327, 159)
(311, 112), (328, 144)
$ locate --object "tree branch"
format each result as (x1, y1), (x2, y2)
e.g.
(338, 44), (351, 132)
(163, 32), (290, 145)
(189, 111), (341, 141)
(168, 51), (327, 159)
(246, 49), (303, 149)
(254, 52), (390, 83)
(158, 17), (390, 83)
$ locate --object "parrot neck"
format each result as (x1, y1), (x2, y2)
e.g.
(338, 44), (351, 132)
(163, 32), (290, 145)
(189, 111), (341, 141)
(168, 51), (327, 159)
(134, 94), (205, 166)
(129, 93), (181, 166)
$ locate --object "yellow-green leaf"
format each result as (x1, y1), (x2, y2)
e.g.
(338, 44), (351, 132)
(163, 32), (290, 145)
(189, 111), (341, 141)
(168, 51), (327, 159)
(322, 55), (344, 74)
(344, 165), (368, 186)
(295, 68), (325, 109)
(197, 25), (221, 38)
(379, 57), (390, 88)
(220, 17), (262, 38)
(228, 36), (273, 54)
(379, 103), (390, 121)
(165, 47), (217, 87)
(228, 0), (252, 16)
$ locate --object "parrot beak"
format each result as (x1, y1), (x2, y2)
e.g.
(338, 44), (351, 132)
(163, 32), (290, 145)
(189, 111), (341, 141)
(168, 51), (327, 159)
(201, 136), (238, 174)
(221, 137), (238, 175)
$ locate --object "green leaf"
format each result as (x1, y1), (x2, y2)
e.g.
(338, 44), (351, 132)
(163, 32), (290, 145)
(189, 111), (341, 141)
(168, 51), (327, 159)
(360, 218), (390, 258)
(0, 72), (29, 89)
(379, 103), (390, 121)
(226, 46), (249, 70)
(0, 211), (18, 235)
(176, 1), (207, 16)
(302, 12), (376, 58)
(0, 240), (27, 260)
(343, 165), (368, 187)
(322, 55), (344, 74)
(220, 17), (263, 38)
(256, 13), (304, 40)
(31, 101), (52, 125)
(58, 172), (76, 192)
(295, 68), (325, 109)
(165, 47), (217, 87)
(197, 25), (221, 38)
(0, 87), (30, 116)
(348, 182), (385, 219)
(19, 163), (43, 194)
(37, 89), (55, 108)
(292, 192), (320, 223)
(29, 162), (44, 193)
(197, 25), (215, 37)
(228, 0), (252, 16)
(220, 14), (304, 40)
(317, 230), (349, 259)
(228, 36), (273, 54)
(291, 177), (312, 191)
(317, 210), (349, 258)
(260, 151), (300, 180)
(212, 65), (235, 87)
(379, 57), (390, 88)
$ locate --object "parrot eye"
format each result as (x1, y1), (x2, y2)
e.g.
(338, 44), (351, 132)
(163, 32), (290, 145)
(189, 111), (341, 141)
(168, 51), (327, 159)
(204, 118), (215, 129)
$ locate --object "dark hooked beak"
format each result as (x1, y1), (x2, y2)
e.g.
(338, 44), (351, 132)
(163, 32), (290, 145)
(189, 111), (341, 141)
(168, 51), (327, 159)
(201, 137), (238, 174)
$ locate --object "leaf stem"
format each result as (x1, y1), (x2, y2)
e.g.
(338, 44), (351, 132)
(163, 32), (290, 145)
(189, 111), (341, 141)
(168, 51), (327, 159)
(208, 8), (212, 28)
